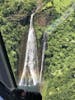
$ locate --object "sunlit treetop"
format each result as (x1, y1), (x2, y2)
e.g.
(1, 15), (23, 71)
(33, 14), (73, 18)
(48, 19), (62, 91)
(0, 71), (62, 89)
(53, 0), (73, 13)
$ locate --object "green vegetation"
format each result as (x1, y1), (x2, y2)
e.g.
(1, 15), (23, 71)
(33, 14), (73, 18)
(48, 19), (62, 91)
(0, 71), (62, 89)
(0, 0), (75, 100)
(0, 0), (36, 76)
(44, 14), (75, 100)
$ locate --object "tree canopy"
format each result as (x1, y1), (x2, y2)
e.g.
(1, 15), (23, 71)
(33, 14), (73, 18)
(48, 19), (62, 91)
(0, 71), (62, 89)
(0, 0), (75, 100)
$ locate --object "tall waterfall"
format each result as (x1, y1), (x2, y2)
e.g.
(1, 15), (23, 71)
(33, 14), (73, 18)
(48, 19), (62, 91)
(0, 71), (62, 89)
(19, 13), (39, 86)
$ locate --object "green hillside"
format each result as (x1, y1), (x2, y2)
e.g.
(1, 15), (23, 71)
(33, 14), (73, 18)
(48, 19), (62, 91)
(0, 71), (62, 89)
(0, 0), (75, 100)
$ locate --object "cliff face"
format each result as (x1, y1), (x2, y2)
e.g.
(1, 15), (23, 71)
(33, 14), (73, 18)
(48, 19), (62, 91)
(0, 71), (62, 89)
(18, 1), (47, 81)
(20, 6), (55, 82)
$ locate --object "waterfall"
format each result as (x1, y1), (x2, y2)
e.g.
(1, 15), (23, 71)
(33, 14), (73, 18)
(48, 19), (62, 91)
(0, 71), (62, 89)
(19, 13), (39, 86)
(39, 33), (47, 82)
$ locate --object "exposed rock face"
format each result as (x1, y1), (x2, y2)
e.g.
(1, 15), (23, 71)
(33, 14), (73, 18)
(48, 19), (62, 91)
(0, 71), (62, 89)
(18, 30), (28, 82)
(36, 13), (47, 26)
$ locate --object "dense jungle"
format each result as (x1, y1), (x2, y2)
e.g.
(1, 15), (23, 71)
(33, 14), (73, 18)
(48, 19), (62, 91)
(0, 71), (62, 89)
(0, 0), (75, 100)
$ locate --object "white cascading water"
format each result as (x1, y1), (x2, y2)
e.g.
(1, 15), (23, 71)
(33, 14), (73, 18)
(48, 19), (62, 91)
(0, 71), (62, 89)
(19, 13), (39, 86)
(39, 33), (47, 82)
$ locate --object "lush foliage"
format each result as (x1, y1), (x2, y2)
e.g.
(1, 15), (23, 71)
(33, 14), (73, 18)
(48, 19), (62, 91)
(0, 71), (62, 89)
(44, 14), (75, 100)
(41, 0), (75, 100)
(0, 0), (75, 100)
